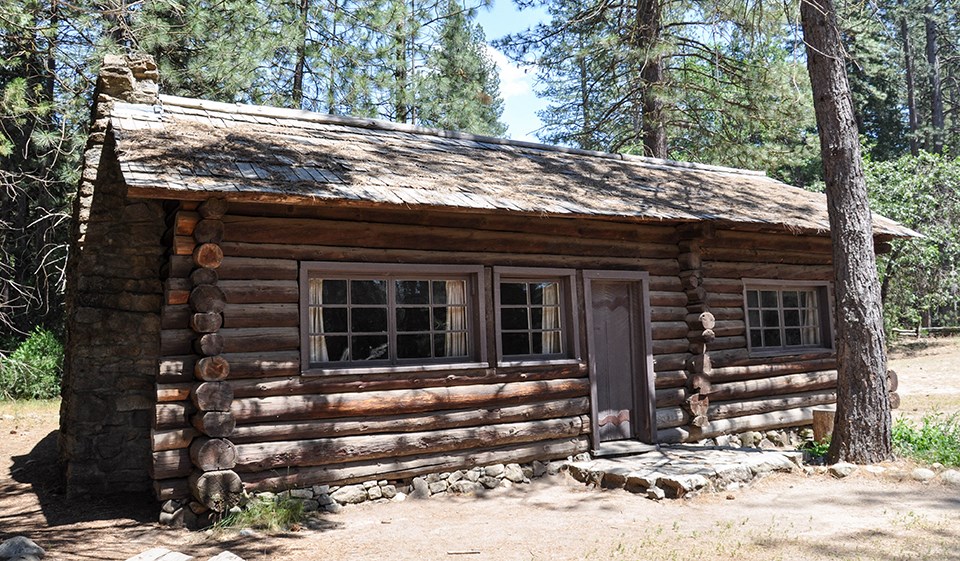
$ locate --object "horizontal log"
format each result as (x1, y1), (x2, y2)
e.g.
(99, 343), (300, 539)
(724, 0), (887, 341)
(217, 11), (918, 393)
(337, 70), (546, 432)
(656, 426), (689, 444)
(711, 348), (835, 369)
(707, 335), (747, 352)
(709, 230), (833, 253)
(225, 201), (680, 245)
(221, 241), (681, 276)
(158, 356), (195, 383)
(220, 280), (298, 304)
(161, 304), (190, 330)
(225, 351), (300, 378)
(709, 307), (744, 321)
(689, 407), (817, 441)
(164, 278), (190, 306)
(219, 327), (299, 353)
(155, 402), (194, 429)
(654, 370), (687, 389)
(222, 303), (298, 328)
(656, 407), (690, 429)
(151, 427), (198, 452)
(154, 478), (190, 501)
(222, 215), (679, 260)
(702, 261), (834, 281)
(653, 338), (690, 355)
(230, 364), (587, 398)
(232, 379), (590, 424)
(651, 321), (689, 340)
(150, 449), (192, 480)
(702, 246), (833, 265)
(710, 358), (838, 383)
(653, 353), (689, 372)
(649, 275), (682, 292)
(241, 436), (589, 492)
(230, 397), (589, 444)
(217, 257), (298, 281)
(234, 416), (586, 472)
(655, 387), (686, 407)
(701, 278), (744, 294)
(651, 306), (687, 323)
(707, 370), (838, 401)
(706, 292), (748, 308)
(708, 390), (837, 420)
(649, 291), (687, 308)
(157, 383), (192, 403)
(174, 235), (194, 256)
(176, 210), (199, 236)
(167, 255), (194, 278)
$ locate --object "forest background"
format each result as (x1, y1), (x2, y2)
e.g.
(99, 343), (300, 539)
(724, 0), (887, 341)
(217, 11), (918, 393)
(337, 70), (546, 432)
(1, 0), (959, 398)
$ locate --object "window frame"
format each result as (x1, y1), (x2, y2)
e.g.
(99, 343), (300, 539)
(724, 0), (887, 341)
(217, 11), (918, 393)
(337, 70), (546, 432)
(742, 278), (835, 356)
(299, 262), (487, 376)
(493, 266), (581, 367)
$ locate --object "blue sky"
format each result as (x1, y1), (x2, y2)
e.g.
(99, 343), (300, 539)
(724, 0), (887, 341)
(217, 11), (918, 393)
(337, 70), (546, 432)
(476, 1), (549, 142)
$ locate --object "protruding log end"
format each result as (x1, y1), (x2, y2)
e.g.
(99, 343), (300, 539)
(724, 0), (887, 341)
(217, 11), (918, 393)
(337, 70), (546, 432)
(889, 391), (901, 410)
(190, 312), (223, 334)
(193, 219), (225, 244)
(193, 333), (224, 356)
(191, 381), (234, 412)
(193, 411), (236, 438)
(198, 198), (228, 220)
(189, 267), (219, 287)
(189, 284), (226, 314)
(190, 437), (238, 471)
(698, 312), (716, 330)
(193, 243), (224, 269)
(189, 469), (242, 512)
(195, 355), (230, 382)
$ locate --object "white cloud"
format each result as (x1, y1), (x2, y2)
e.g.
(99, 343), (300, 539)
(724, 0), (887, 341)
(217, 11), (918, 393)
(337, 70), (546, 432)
(485, 45), (533, 100)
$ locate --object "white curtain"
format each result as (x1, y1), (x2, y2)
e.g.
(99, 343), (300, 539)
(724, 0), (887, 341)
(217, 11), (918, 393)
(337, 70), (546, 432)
(541, 282), (561, 354)
(309, 278), (329, 362)
(802, 289), (820, 345)
(444, 280), (467, 356)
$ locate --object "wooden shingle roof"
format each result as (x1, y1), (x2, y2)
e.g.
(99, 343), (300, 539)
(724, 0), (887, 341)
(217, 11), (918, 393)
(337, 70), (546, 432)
(108, 94), (917, 237)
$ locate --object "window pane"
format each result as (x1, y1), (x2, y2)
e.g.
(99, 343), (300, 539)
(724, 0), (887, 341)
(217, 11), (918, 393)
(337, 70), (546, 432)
(746, 290), (759, 307)
(321, 335), (350, 362)
(435, 332), (468, 358)
(434, 280), (467, 306)
(351, 280), (387, 304)
(748, 309), (761, 327)
(397, 333), (432, 358)
(396, 280), (430, 304)
(351, 335), (388, 360)
(442, 306), (467, 331)
(502, 332), (530, 356)
(763, 329), (781, 347)
(802, 328), (821, 345)
(784, 309), (801, 327)
(352, 307), (387, 332)
(761, 310), (780, 327)
(502, 308), (529, 330)
(784, 328), (802, 346)
(782, 291), (799, 308)
(321, 307), (348, 333)
(396, 307), (430, 332)
(760, 290), (778, 308)
(750, 330), (763, 348)
(321, 280), (347, 304)
(799, 291), (810, 307)
(500, 282), (528, 305)
(533, 331), (562, 354)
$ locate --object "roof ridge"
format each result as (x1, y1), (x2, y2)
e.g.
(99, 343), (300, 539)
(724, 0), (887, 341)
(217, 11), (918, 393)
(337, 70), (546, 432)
(156, 94), (768, 179)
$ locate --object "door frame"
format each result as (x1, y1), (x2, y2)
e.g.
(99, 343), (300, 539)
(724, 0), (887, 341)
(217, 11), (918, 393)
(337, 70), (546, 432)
(583, 270), (657, 447)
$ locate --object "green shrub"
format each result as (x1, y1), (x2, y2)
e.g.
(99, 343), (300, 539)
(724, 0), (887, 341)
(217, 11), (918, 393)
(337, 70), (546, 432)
(216, 496), (304, 532)
(0, 327), (64, 400)
(893, 413), (960, 466)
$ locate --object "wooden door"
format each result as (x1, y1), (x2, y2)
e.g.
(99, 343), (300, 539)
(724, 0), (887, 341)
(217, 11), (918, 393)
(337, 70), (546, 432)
(587, 277), (654, 443)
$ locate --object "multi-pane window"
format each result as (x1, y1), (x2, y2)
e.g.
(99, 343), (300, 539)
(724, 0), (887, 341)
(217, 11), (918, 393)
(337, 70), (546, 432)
(746, 286), (829, 352)
(499, 280), (564, 357)
(303, 264), (480, 370)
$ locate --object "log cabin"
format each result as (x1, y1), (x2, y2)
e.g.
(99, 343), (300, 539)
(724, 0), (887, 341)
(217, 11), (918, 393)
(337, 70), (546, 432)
(60, 55), (916, 508)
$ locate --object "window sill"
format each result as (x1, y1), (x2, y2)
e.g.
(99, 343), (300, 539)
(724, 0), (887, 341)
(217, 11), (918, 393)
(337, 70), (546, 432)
(747, 347), (835, 359)
(302, 362), (491, 377)
(496, 358), (583, 368)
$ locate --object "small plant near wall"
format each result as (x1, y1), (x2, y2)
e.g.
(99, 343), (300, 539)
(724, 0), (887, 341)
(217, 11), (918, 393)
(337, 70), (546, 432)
(0, 328), (63, 400)
(893, 413), (960, 467)
(214, 495), (305, 533)
(799, 437), (831, 465)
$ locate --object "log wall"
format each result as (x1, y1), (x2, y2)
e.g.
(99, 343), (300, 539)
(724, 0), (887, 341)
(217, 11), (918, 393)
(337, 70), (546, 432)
(151, 200), (850, 498)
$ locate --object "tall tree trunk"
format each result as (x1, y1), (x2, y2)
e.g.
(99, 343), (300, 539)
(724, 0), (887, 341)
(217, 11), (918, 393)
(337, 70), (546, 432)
(925, 2), (944, 154)
(900, 14), (920, 157)
(636, 0), (667, 158)
(578, 48), (591, 150)
(292, 0), (309, 109)
(800, 0), (892, 464)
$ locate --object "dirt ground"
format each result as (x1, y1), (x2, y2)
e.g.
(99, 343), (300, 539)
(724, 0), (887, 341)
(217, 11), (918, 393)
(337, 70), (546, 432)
(3, 338), (960, 561)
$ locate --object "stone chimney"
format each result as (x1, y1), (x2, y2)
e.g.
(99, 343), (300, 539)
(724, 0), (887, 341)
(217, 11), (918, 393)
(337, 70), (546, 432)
(97, 53), (160, 104)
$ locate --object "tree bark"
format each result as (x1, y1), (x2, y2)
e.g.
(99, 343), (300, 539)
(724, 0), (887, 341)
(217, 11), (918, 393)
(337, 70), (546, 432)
(292, 0), (309, 109)
(900, 14), (920, 156)
(925, 2), (944, 154)
(636, 0), (667, 158)
(800, 0), (892, 464)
